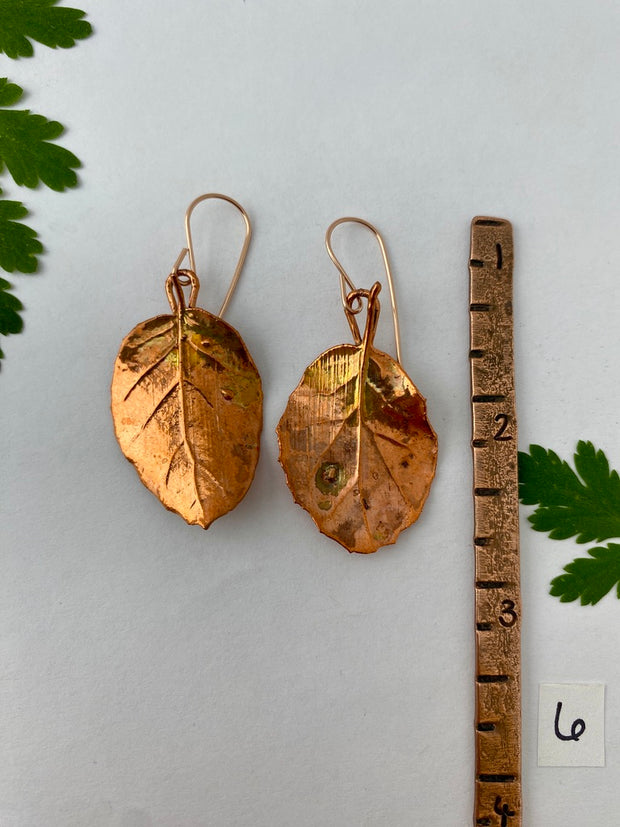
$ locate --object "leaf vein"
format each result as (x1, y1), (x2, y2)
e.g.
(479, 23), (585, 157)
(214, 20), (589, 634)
(123, 341), (176, 401)
(130, 382), (178, 443)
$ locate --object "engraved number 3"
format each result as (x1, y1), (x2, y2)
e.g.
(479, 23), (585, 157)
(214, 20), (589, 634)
(499, 599), (518, 627)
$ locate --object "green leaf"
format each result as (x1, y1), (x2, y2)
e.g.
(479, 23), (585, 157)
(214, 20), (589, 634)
(0, 78), (23, 106)
(0, 79), (80, 190)
(518, 442), (620, 544)
(0, 191), (43, 273)
(550, 543), (620, 605)
(0, 276), (24, 359)
(0, 0), (92, 59)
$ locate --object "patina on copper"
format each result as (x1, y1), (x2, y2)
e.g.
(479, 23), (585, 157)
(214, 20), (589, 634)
(470, 217), (521, 826)
(111, 268), (262, 528)
(277, 281), (437, 554)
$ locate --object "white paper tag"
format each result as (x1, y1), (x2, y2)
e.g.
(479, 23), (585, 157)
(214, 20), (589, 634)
(538, 683), (605, 767)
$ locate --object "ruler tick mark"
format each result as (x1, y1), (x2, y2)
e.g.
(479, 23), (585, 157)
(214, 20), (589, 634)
(477, 622), (493, 632)
(476, 580), (506, 589)
(470, 349), (485, 359)
(474, 536), (492, 546)
(477, 675), (509, 684)
(475, 219), (504, 226)
(477, 722), (496, 731)
(472, 394), (506, 403)
(475, 487), (501, 497)
(472, 438), (488, 448)
(478, 774), (516, 783)
(470, 259), (485, 268)
(470, 303), (492, 312)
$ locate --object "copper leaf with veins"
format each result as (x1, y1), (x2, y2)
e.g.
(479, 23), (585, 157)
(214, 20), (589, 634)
(111, 308), (262, 528)
(277, 283), (437, 553)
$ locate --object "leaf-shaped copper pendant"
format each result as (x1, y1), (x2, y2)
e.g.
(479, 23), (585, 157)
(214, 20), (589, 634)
(111, 269), (262, 528)
(277, 282), (436, 553)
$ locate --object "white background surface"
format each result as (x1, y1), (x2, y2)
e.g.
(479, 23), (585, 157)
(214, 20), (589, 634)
(2, 1), (620, 824)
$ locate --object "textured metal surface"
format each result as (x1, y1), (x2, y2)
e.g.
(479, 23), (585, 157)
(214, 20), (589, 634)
(277, 282), (437, 554)
(469, 218), (521, 826)
(111, 273), (262, 528)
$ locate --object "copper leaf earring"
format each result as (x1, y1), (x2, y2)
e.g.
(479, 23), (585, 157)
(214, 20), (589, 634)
(111, 194), (263, 528)
(277, 217), (437, 554)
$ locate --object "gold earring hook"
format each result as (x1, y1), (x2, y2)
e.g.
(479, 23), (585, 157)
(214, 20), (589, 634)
(325, 217), (402, 364)
(176, 193), (252, 319)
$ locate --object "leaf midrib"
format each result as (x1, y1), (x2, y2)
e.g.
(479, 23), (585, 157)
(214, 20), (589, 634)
(325, 346), (411, 538)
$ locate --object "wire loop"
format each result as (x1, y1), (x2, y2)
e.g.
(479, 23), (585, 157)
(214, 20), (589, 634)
(166, 267), (200, 314)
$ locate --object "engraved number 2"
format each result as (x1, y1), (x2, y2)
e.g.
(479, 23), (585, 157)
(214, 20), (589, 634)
(493, 413), (512, 441)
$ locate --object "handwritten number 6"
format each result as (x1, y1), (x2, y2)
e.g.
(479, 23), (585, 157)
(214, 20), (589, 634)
(499, 599), (517, 627)
(493, 413), (512, 441)
(554, 701), (586, 741)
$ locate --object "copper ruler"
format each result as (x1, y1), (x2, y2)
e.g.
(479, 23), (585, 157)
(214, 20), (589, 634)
(469, 218), (521, 827)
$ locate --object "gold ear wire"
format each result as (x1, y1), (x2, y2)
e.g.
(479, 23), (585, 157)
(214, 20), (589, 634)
(325, 216), (402, 365)
(179, 193), (252, 319)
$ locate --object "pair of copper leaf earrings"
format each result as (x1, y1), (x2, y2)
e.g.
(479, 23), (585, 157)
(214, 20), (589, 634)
(111, 194), (438, 554)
